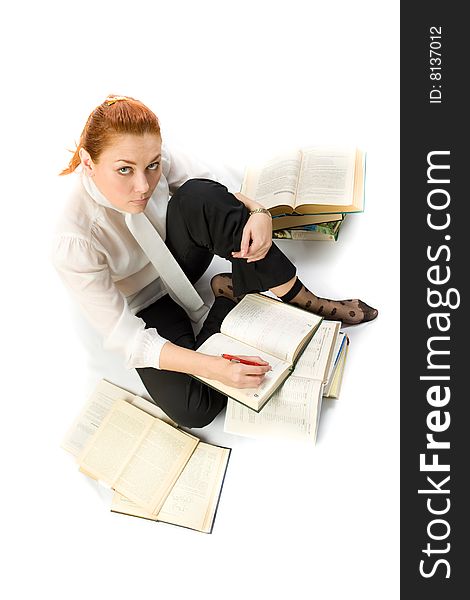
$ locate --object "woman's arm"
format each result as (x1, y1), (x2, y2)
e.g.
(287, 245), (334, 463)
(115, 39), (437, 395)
(159, 341), (271, 388)
(232, 192), (273, 263)
(53, 240), (270, 388)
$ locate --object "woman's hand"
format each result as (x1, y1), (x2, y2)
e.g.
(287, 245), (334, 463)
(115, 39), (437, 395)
(208, 355), (272, 388)
(232, 212), (273, 263)
(159, 343), (271, 389)
(231, 192), (273, 263)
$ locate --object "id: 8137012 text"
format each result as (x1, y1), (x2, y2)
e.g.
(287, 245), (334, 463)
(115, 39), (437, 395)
(429, 26), (442, 104)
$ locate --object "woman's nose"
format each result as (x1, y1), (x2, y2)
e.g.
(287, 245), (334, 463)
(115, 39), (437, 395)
(134, 172), (150, 194)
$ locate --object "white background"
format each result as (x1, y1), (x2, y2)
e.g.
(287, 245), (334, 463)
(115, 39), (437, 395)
(1, 1), (399, 598)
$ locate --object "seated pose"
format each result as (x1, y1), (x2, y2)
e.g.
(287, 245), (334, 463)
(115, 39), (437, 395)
(52, 95), (377, 428)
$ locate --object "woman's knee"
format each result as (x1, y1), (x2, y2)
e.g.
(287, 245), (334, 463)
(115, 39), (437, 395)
(178, 177), (229, 198)
(173, 385), (227, 429)
(171, 178), (239, 216)
(139, 371), (226, 429)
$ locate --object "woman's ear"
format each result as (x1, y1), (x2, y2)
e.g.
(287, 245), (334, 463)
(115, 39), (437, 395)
(79, 147), (95, 176)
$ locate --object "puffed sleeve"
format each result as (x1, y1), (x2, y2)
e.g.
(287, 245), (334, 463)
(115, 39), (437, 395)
(51, 234), (168, 369)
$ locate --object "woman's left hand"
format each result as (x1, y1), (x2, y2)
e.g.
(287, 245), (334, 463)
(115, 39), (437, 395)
(232, 212), (273, 263)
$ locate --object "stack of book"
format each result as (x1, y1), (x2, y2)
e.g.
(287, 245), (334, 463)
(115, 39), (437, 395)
(224, 320), (349, 443)
(193, 293), (349, 441)
(241, 146), (365, 241)
(194, 293), (323, 412)
(63, 380), (231, 534)
(62, 298), (350, 532)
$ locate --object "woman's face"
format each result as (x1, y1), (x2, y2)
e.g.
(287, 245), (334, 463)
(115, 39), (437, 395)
(82, 133), (162, 213)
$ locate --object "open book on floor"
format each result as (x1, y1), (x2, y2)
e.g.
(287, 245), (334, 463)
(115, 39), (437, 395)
(224, 322), (348, 443)
(65, 380), (230, 534)
(110, 440), (230, 534)
(61, 378), (177, 457)
(241, 146), (365, 216)
(195, 293), (323, 411)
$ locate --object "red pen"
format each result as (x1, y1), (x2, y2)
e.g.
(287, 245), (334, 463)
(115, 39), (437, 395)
(221, 354), (265, 366)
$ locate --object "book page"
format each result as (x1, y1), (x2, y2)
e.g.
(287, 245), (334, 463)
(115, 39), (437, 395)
(220, 294), (321, 363)
(196, 332), (291, 409)
(62, 380), (135, 456)
(224, 377), (323, 442)
(77, 399), (154, 486)
(156, 443), (230, 532)
(116, 420), (199, 514)
(241, 149), (301, 210)
(111, 492), (157, 521)
(111, 444), (230, 533)
(62, 380), (176, 457)
(293, 321), (340, 381)
(296, 147), (356, 206)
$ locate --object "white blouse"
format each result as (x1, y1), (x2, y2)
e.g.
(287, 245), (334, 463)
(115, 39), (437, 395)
(51, 144), (217, 370)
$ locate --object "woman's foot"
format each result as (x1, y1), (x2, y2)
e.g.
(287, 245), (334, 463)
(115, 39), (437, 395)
(210, 273), (245, 304)
(280, 278), (378, 325)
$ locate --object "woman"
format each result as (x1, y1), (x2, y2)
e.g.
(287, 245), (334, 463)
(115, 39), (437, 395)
(53, 95), (377, 428)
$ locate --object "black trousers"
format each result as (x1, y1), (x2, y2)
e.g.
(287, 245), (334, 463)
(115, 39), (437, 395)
(136, 178), (296, 428)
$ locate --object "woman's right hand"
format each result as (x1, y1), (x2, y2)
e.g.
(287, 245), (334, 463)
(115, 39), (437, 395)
(159, 342), (272, 389)
(207, 355), (272, 389)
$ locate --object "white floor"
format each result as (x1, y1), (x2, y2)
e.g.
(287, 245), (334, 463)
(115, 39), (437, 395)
(1, 2), (399, 598)
(17, 208), (398, 600)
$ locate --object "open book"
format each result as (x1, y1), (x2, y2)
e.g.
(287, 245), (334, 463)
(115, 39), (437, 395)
(110, 441), (230, 534)
(241, 146), (365, 215)
(65, 380), (230, 534)
(224, 321), (347, 443)
(61, 379), (177, 457)
(196, 294), (323, 411)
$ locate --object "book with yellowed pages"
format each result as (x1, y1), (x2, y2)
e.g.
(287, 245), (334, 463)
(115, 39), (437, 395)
(241, 146), (365, 216)
(61, 379), (177, 457)
(111, 441), (230, 534)
(66, 381), (230, 533)
(195, 293), (323, 412)
(224, 321), (347, 443)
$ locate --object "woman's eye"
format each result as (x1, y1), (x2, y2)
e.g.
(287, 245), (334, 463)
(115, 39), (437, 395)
(118, 166), (132, 175)
(147, 162), (160, 171)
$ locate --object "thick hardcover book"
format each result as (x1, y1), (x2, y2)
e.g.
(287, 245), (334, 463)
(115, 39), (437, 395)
(110, 442), (231, 534)
(195, 293), (323, 411)
(224, 321), (345, 443)
(65, 381), (230, 533)
(241, 146), (365, 216)
(271, 213), (343, 231)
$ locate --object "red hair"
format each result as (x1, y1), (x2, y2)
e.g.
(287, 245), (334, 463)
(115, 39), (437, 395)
(60, 95), (161, 175)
